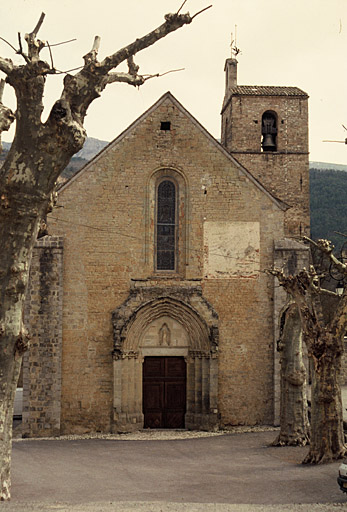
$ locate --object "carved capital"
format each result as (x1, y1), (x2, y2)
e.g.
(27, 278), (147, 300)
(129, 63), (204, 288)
(188, 350), (211, 359)
(122, 350), (139, 360)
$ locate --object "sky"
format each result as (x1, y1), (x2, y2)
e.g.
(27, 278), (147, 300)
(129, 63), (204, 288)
(1, 0), (347, 165)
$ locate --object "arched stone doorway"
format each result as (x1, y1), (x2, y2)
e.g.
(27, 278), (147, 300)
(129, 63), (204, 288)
(112, 285), (219, 432)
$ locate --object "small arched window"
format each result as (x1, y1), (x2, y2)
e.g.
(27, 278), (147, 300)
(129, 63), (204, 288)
(156, 180), (177, 271)
(261, 111), (277, 152)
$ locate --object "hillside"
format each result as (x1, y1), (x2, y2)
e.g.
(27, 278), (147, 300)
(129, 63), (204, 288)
(310, 168), (347, 252)
(0, 137), (107, 181)
(310, 161), (347, 172)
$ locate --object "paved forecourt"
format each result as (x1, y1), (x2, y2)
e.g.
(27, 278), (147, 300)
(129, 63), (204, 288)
(3, 430), (347, 510)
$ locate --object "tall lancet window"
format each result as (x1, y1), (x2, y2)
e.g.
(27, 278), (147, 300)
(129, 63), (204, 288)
(156, 180), (177, 271)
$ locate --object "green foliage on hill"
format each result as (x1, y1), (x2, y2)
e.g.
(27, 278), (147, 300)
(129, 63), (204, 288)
(310, 168), (347, 253)
(0, 148), (8, 162)
(61, 157), (88, 180)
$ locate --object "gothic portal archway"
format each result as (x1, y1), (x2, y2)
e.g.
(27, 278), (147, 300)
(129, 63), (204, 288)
(112, 288), (219, 432)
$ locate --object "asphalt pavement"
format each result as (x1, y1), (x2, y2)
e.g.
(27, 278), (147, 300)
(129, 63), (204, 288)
(2, 430), (347, 511)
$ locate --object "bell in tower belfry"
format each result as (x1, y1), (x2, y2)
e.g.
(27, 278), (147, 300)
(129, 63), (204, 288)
(261, 112), (277, 152)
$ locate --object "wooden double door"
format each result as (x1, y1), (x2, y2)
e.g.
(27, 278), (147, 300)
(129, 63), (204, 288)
(143, 356), (186, 429)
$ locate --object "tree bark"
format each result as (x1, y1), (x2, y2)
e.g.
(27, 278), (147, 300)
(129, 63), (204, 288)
(303, 332), (346, 463)
(273, 304), (310, 446)
(0, 180), (48, 499)
(0, 357), (22, 500)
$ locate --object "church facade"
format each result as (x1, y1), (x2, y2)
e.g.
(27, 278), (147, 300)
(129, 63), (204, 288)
(22, 58), (310, 436)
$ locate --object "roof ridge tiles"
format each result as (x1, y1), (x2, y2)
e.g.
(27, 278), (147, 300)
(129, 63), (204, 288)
(229, 85), (308, 96)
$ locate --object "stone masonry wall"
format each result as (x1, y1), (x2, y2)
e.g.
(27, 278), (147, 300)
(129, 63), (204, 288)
(48, 94), (285, 433)
(23, 236), (63, 437)
(222, 94), (309, 237)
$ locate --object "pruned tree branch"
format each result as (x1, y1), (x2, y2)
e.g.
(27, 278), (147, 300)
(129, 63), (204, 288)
(177, 0), (188, 14)
(55, 66), (84, 75)
(106, 72), (145, 86)
(0, 78), (4, 100)
(107, 66), (185, 87)
(143, 68), (185, 78)
(127, 55), (139, 77)
(24, 12), (46, 61)
(99, 11), (194, 72)
(267, 264), (340, 299)
(303, 236), (346, 275)
(0, 36), (18, 54)
(0, 84), (15, 132)
(46, 38), (77, 48)
(31, 12), (46, 38)
(46, 41), (54, 71)
(191, 4), (212, 19)
(17, 32), (23, 55)
(50, 8), (206, 133)
(315, 287), (340, 297)
(0, 56), (14, 75)
(83, 36), (101, 65)
(0, 79), (15, 153)
(0, 34), (30, 64)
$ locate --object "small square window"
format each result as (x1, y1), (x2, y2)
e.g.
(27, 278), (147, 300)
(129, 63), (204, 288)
(160, 121), (171, 131)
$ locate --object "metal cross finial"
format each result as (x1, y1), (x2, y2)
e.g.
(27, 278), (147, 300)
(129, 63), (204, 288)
(230, 32), (234, 57)
(230, 25), (241, 58)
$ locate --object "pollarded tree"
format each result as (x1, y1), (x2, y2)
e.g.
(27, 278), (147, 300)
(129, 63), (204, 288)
(0, 5), (210, 500)
(272, 302), (310, 447)
(270, 237), (347, 464)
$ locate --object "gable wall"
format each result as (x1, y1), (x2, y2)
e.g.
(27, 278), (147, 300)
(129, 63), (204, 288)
(48, 97), (285, 432)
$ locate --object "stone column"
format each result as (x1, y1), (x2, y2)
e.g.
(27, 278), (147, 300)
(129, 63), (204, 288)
(209, 355), (218, 413)
(113, 356), (122, 430)
(201, 357), (209, 414)
(194, 356), (202, 427)
(185, 355), (195, 429)
(22, 236), (64, 438)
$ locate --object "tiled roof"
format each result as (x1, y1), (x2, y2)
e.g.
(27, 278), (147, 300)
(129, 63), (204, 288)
(229, 85), (308, 96)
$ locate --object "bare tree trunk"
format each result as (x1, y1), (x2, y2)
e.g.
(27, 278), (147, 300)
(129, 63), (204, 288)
(0, 358), (22, 500)
(0, 179), (49, 499)
(273, 304), (310, 446)
(303, 334), (346, 463)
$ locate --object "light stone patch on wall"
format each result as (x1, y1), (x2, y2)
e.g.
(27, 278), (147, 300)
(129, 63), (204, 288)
(204, 221), (260, 278)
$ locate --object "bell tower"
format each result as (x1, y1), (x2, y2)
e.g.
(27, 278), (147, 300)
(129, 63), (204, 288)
(221, 57), (310, 237)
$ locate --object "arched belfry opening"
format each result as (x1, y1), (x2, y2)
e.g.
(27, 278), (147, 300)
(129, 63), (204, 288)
(112, 287), (219, 432)
(261, 110), (278, 152)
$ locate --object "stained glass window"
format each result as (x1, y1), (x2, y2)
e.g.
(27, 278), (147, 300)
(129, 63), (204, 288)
(156, 180), (176, 270)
